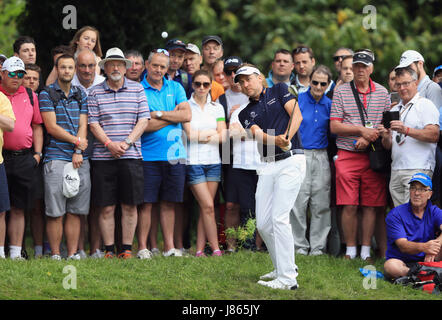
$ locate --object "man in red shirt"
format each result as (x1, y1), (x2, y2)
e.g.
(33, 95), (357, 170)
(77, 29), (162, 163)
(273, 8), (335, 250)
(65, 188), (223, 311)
(0, 57), (43, 260)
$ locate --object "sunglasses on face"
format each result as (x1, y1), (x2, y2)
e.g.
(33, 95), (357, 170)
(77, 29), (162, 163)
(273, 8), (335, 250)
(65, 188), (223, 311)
(8, 71), (25, 79)
(193, 81), (211, 88)
(152, 48), (170, 56)
(333, 55), (352, 62)
(311, 80), (328, 87)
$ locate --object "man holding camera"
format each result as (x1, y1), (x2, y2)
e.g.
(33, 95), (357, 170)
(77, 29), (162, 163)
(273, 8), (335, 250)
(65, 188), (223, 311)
(379, 66), (439, 207)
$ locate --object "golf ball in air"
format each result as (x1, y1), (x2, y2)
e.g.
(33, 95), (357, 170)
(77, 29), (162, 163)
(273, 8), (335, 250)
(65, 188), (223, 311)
(161, 32), (168, 38)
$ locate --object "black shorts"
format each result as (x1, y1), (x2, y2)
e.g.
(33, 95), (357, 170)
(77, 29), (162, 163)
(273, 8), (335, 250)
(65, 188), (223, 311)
(224, 166), (258, 214)
(91, 159), (144, 207)
(3, 149), (38, 210)
(0, 163), (10, 212)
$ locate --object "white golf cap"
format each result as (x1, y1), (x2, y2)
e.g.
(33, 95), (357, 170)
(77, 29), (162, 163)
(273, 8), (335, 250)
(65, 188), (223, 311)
(234, 66), (260, 83)
(1, 56), (26, 73)
(186, 43), (201, 55)
(395, 50), (425, 70)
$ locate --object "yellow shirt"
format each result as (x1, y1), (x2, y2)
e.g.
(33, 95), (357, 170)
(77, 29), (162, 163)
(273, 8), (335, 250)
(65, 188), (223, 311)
(0, 91), (15, 164)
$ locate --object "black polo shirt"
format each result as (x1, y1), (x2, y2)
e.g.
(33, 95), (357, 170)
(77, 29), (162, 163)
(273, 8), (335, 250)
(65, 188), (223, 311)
(238, 83), (303, 158)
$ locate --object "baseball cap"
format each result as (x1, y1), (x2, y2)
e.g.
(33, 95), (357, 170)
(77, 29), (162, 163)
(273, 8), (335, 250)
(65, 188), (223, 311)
(165, 39), (186, 52)
(224, 56), (243, 70)
(234, 66), (260, 83)
(186, 43), (201, 55)
(433, 65), (442, 78)
(395, 50), (425, 70)
(408, 172), (432, 190)
(202, 35), (223, 47)
(1, 56), (26, 73)
(352, 49), (375, 66)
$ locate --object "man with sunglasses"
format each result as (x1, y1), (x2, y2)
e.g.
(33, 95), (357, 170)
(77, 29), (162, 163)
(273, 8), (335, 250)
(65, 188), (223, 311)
(330, 49), (391, 261)
(138, 49), (191, 258)
(291, 65), (333, 256)
(378, 66), (439, 207)
(0, 56), (43, 260)
(384, 173), (442, 280)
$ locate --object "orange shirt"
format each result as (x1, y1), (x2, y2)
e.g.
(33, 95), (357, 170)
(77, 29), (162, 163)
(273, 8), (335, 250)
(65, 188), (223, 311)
(210, 80), (225, 101)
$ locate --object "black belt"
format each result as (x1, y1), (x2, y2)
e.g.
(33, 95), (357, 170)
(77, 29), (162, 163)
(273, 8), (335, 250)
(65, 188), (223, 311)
(262, 149), (304, 163)
(3, 148), (32, 157)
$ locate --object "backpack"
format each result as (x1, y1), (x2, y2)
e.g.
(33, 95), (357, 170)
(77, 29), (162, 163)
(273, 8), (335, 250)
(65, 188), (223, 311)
(40, 85), (83, 150)
(393, 261), (442, 294)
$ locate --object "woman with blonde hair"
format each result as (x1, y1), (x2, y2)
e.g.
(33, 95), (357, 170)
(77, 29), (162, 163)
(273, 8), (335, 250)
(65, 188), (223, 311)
(45, 26), (103, 85)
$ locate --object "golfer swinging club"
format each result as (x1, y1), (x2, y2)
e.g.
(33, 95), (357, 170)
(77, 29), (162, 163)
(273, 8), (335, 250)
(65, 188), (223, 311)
(236, 64), (306, 290)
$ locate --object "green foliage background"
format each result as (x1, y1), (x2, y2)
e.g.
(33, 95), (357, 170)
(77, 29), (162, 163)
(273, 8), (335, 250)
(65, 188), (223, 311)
(0, 0), (440, 86)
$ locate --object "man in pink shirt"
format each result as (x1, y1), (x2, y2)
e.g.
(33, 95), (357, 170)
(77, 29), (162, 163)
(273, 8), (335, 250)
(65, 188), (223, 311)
(0, 57), (43, 260)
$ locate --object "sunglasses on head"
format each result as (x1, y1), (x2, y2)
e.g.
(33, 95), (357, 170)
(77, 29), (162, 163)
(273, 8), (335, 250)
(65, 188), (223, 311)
(311, 80), (328, 87)
(294, 47), (309, 54)
(7, 71), (25, 79)
(193, 81), (211, 88)
(333, 55), (352, 62)
(152, 48), (170, 56)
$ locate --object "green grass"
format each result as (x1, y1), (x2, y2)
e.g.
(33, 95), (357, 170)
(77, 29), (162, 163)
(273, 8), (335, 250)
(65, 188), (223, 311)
(0, 250), (440, 300)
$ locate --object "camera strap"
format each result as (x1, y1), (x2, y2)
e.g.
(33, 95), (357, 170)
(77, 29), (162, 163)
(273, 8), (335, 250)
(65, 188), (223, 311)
(350, 80), (367, 127)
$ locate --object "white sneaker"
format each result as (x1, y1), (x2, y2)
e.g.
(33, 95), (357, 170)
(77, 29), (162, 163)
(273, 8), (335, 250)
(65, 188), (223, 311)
(90, 249), (104, 259)
(257, 279), (298, 290)
(51, 254), (62, 261)
(259, 270), (277, 281)
(10, 256), (25, 261)
(296, 248), (309, 255)
(137, 249), (153, 259)
(309, 250), (324, 256)
(68, 253), (81, 260)
(78, 250), (87, 259)
(162, 248), (182, 257)
(151, 248), (160, 256)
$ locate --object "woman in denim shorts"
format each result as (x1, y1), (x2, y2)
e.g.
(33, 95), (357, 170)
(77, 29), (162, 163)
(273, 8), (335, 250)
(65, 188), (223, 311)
(183, 70), (227, 257)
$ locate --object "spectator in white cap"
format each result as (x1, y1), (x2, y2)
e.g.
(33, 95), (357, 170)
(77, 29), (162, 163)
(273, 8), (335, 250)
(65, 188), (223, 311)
(183, 42), (224, 101)
(0, 56), (43, 260)
(395, 50), (442, 108)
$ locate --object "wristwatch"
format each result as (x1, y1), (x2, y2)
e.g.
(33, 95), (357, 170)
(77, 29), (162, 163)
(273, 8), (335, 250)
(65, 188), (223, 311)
(74, 149), (83, 155)
(156, 111), (163, 119)
(35, 152), (43, 157)
(125, 138), (134, 146)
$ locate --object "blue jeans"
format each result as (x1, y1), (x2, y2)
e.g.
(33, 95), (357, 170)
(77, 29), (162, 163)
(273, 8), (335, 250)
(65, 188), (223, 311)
(186, 164), (221, 185)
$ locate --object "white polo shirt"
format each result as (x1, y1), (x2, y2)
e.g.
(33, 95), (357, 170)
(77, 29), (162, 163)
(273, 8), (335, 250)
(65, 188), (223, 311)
(187, 94), (225, 165)
(391, 92), (440, 171)
(230, 103), (262, 170)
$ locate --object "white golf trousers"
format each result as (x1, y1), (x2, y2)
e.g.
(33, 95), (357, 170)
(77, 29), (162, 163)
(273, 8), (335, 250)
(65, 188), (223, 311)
(255, 154), (306, 286)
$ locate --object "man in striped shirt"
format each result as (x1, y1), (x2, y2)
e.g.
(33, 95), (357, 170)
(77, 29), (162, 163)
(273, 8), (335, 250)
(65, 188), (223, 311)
(88, 48), (150, 259)
(39, 54), (90, 260)
(330, 49), (391, 262)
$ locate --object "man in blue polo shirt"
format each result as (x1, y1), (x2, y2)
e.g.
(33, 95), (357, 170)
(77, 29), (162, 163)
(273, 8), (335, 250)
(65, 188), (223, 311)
(384, 173), (442, 279)
(291, 65), (333, 256)
(138, 49), (191, 259)
(236, 64), (305, 290)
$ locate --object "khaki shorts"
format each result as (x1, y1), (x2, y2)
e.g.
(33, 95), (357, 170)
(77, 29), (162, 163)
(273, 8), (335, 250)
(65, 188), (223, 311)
(43, 160), (91, 217)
